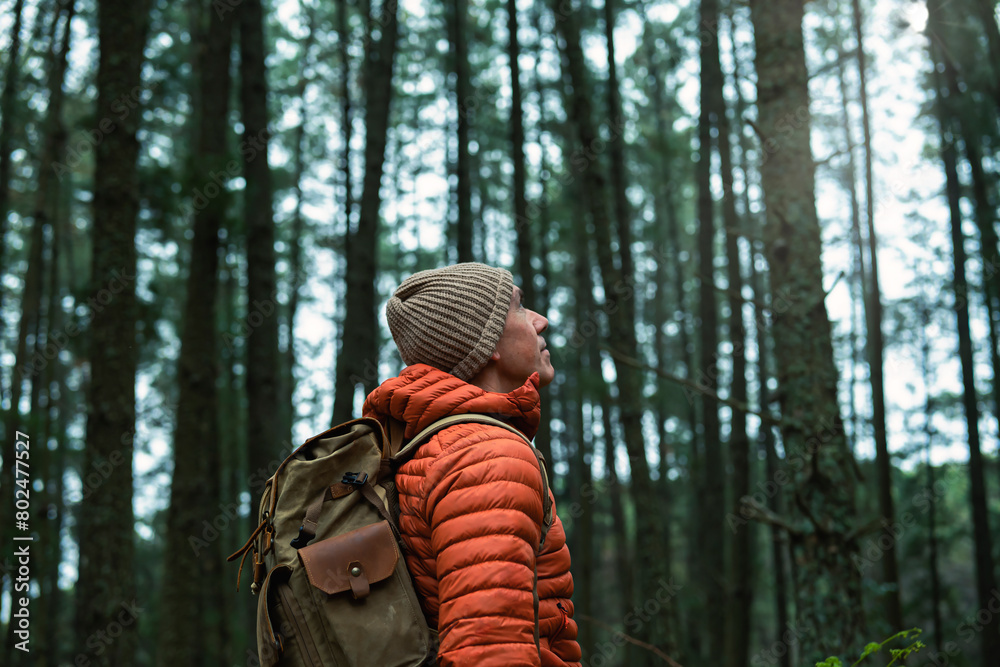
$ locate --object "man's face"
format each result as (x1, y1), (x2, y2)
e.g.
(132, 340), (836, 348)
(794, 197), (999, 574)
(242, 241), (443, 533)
(492, 286), (555, 388)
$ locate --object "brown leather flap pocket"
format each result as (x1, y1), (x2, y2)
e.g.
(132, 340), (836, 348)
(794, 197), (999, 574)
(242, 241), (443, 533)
(297, 520), (400, 599)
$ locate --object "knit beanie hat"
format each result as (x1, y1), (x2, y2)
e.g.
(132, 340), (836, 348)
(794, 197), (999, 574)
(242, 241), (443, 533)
(386, 263), (514, 381)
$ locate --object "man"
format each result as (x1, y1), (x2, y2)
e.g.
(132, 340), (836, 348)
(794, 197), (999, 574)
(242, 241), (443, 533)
(362, 262), (581, 667)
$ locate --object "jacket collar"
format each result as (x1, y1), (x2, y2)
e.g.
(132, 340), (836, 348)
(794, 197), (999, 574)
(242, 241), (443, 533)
(361, 363), (541, 440)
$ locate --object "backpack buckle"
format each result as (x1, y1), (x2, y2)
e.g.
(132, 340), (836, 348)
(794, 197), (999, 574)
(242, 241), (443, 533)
(342, 471), (368, 486)
(290, 525), (314, 550)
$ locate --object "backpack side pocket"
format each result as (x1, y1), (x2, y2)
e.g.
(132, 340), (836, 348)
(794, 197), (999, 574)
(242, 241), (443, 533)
(257, 564), (327, 667)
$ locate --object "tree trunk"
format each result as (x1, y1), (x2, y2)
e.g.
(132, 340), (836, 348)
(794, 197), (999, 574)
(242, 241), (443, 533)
(642, 12), (691, 661)
(599, 373), (632, 629)
(338, 0), (354, 240)
(3, 0), (72, 655)
(835, 53), (867, 458)
(705, 12), (751, 667)
(40, 248), (61, 667)
(972, 0), (1000, 112)
(74, 0), (144, 665)
(530, 0), (552, 466)
(604, 0), (632, 285)
(852, 0), (903, 629)
(697, 1), (724, 661)
(919, 306), (944, 655)
(157, 5), (234, 665)
(929, 18), (1000, 661)
(332, 0), (398, 424)
(748, 0), (865, 658)
(449, 0), (473, 262)
(332, 0), (354, 417)
(949, 104), (1000, 441)
(570, 227), (595, 658)
(965, 140), (1000, 441)
(0, 0), (25, 378)
(732, 26), (792, 666)
(282, 6), (316, 443)
(240, 0), (281, 493)
(650, 174), (680, 663)
(551, 1), (668, 657)
(219, 252), (251, 657)
(35, 134), (65, 667)
(508, 0), (532, 307)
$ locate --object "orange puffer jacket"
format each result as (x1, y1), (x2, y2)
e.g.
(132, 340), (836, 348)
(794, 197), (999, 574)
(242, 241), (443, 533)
(362, 364), (581, 667)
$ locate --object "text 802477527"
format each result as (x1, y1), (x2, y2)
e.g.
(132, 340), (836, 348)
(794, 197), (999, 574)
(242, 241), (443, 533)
(12, 431), (32, 653)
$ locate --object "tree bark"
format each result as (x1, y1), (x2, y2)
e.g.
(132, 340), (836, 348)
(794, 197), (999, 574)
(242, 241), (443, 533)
(748, 0), (865, 658)
(332, 0), (398, 424)
(74, 0), (144, 665)
(240, 0), (281, 494)
(157, 4), (234, 665)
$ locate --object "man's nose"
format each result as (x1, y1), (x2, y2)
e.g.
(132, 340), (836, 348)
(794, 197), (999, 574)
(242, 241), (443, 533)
(532, 310), (548, 333)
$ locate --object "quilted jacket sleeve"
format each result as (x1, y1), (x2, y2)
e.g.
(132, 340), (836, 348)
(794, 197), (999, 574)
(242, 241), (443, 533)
(424, 425), (546, 667)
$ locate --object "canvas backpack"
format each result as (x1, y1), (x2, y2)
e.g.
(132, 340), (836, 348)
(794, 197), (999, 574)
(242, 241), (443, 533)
(228, 413), (554, 667)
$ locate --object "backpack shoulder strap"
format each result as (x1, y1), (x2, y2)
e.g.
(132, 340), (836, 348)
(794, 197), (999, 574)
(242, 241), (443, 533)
(392, 414), (553, 551)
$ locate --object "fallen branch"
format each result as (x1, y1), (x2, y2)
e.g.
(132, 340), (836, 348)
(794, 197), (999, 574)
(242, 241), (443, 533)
(738, 496), (806, 536)
(578, 614), (684, 667)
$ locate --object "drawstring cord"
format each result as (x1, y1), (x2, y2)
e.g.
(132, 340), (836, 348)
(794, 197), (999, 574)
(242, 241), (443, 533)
(555, 602), (569, 638)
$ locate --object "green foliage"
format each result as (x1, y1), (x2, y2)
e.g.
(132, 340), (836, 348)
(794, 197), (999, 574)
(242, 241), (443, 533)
(816, 628), (925, 667)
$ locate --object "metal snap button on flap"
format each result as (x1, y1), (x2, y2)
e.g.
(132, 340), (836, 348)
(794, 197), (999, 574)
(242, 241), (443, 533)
(347, 560), (370, 599)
